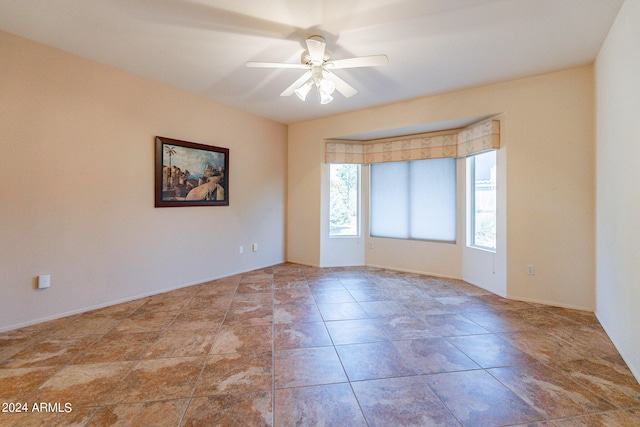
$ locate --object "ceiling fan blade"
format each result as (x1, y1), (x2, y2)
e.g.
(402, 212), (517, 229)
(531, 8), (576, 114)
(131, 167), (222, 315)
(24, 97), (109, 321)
(246, 61), (310, 69)
(323, 70), (357, 98)
(325, 55), (389, 69)
(280, 70), (313, 96)
(305, 36), (326, 64)
(122, 0), (301, 40)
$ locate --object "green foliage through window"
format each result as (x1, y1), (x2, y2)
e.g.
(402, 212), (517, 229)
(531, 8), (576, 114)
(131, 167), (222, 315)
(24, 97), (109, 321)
(330, 164), (359, 236)
(470, 151), (496, 250)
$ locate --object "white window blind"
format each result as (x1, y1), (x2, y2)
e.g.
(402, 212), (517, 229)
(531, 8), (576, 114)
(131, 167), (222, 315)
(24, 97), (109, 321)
(370, 158), (456, 242)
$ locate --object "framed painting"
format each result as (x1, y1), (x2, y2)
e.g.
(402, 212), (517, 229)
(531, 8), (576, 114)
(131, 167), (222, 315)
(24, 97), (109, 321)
(155, 136), (229, 207)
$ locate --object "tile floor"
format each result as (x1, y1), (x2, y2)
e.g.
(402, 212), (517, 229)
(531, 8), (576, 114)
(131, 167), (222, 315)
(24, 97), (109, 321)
(1, 263), (639, 426)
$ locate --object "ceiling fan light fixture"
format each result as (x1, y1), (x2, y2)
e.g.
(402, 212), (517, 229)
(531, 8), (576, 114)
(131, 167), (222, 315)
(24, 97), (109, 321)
(250, 35), (383, 105)
(294, 81), (313, 101)
(320, 91), (334, 105)
(318, 78), (336, 96)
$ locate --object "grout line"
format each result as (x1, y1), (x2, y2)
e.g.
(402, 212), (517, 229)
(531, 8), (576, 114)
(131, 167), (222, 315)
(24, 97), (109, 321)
(271, 273), (276, 426)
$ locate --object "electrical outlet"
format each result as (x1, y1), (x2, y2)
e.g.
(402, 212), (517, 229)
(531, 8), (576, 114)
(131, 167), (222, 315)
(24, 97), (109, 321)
(239, 246), (244, 254)
(527, 265), (535, 275)
(38, 274), (51, 289)
(252, 243), (258, 252)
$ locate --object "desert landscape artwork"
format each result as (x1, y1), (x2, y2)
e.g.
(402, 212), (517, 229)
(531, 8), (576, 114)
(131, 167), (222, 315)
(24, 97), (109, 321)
(155, 136), (229, 207)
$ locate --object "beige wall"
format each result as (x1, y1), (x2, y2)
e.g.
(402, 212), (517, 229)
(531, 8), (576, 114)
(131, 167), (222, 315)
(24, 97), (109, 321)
(0, 32), (287, 331)
(595, 0), (640, 379)
(289, 66), (595, 310)
(1, 25), (602, 332)
(286, 123), (323, 266)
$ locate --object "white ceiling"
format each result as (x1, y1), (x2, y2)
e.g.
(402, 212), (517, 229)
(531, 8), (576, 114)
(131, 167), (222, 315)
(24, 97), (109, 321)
(0, 0), (624, 125)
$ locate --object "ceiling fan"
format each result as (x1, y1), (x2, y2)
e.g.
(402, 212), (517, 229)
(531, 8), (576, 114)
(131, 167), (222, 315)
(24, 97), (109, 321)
(246, 35), (388, 104)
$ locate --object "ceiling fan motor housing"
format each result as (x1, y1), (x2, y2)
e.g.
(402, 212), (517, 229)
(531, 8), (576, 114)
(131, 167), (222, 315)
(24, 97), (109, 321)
(301, 50), (331, 65)
(301, 36), (331, 65)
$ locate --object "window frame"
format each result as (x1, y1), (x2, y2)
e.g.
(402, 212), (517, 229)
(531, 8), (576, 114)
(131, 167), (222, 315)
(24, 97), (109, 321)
(468, 150), (497, 252)
(329, 163), (361, 238)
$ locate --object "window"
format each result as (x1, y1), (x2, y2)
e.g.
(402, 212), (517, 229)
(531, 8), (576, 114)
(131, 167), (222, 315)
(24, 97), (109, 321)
(329, 164), (360, 236)
(469, 150), (496, 250)
(370, 158), (456, 242)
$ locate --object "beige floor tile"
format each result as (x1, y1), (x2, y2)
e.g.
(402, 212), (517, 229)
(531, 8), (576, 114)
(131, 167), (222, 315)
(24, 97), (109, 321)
(498, 329), (584, 364)
(195, 351), (272, 396)
(424, 370), (542, 426)
(144, 328), (215, 359)
(274, 321), (332, 349)
(556, 355), (640, 408)
(447, 333), (538, 368)
(88, 399), (189, 426)
(210, 324), (272, 354)
(107, 357), (204, 404)
(29, 361), (135, 407)
(488, 363), (615, 419)
(274, 383), (366, 426)
(0, 366), (60, 401)
(72, 331), (159, 364)
(182, 392), (272, 427)
(336, 341), (415, 381)
(275, 346), (347, 389)
(352, 376), (461, 426)
(0, 406), (97, 427)
(325, 318), (389, 345)
(1, 336), (99, 368)
(391, 338), (480, 374)
(552, 407), (640, 426)
(0, 264), (638, 427)
(114, 310), (179, 333)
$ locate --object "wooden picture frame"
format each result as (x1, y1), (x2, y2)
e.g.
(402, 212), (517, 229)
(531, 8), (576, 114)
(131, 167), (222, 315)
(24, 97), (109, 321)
(155, 136), (229, 207)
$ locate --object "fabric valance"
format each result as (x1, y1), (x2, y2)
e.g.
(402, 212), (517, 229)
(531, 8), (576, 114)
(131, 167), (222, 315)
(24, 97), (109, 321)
(325, 119), (500, 164)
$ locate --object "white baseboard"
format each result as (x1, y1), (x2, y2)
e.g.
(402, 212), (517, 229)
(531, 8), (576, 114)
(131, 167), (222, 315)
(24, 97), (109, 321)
(364, 263), (462, 281)
(507, 295), (594, 312)
(595, 313), (640, 384)
(0, 260), (284, 333)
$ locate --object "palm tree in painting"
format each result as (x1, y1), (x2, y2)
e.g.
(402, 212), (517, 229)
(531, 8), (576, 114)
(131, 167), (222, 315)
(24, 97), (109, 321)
(165, 146), (177, 189)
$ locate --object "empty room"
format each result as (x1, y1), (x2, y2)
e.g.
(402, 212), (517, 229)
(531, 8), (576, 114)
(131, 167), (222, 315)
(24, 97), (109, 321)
(1, 0), (639, 426)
